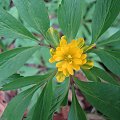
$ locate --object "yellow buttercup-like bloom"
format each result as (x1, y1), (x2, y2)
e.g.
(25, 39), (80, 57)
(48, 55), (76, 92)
(49, 36), (94, 82)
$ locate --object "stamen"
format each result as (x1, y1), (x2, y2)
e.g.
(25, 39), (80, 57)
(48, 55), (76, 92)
(64, 55), (73, 64)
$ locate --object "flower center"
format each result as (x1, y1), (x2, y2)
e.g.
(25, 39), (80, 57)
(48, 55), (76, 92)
(64, 54), (72, 64)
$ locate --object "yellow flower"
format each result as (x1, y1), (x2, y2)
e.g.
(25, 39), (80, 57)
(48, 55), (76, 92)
(49, 36), (94, 82)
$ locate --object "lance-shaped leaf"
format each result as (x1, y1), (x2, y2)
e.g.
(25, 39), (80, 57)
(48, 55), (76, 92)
(0, 47), (31, 66)
(24, 105), (36, 120)
(93, 49), (120, 76)
(0, 0), (10, 10)
(19, 72), (56, 120)
(97, 30), (120, 46)
(1, 86), (39, 120)
(13, 0), (50, 37)
(75, 79), (120, 120)
(92, 0), (120, 43)
(106, 50), (120, 59)
(58, 0), (82, 42)
(68, 87), (87, 120)
(1, 71), (56, 91)
(32, 79), (53, 120)
(0, 74), (22, 87)
(0, 46), (40, 81)
(82, 67), (119, 85)
(0, 8), (37, 40)
(48, 78), (69, 119)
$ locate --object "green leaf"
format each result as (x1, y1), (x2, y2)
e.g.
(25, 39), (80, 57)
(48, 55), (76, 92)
(75, 79), (120, 120)
(0, 46), (40, 81)
(82, 68), (100, 82)
(48, 78), (69, 119)
(32, 79), (53, 120)
(0, 47), (31, 65)
(1, 71), (55, 91)
(61, 91), (68, 106)
(13, 0), (50, 37)
(0, 8), (37, 41)
(82, 67), (119, 85)
(0, 74), (22, 87)
(25, 77), (69, 120)
(58, 0), (82, 42)
(97, 30), (120, 46)
(106, 50), (120, 59)
(0, 0), (10, 10)
(93, 49), (120, 76)
(46, 27), (60, 47)
(68, 87), (87, 120)
(7, 74), (22, 80)
(92, 0), (120, 43)
(1, 85), (39, 120)
(24, 105), (36, 120)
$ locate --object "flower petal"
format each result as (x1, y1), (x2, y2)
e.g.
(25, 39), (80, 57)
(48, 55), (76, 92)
(62, 68), (69, 76)
(49, 58), (55, 63)
(56, 61), (63, 67)
(82, 59), (87, 64)
(56, 71), (66, 82)
(81, 54), (87, 60)
(60, 36), (67, 46)
(81, 60), (94, 69)
(73, 59), (82, 64)
(67, 64), (74, 75)
(72, 63), (80, 70)
(69, 40), (78, 47)
(50, 48), (55, 55)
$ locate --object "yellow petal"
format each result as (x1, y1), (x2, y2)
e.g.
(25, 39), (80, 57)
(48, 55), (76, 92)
(61, 36), (66, 40)
(58, 68), (62, 71)
(54, 55), (63, 61)
(81, 54), (87, 60)
(49, 58), (55, 63)
(50, 48), (55, 56)
(56, 61), (63, 67)
(72, 50), (82, 58)
(82, 59), (87, 64)
(72, 63), (80, 70)
(81, 60), (94, 69)
(62, 68), (69, 76)
(56, 71), (66, 82)
(73, 59), (82, 64)
(67, 65), (74, 75)
(60, 36), (67, 46)
(69, 40), (78, 47)
(56, 47), (61, 51)
(55, 51), (64, 58)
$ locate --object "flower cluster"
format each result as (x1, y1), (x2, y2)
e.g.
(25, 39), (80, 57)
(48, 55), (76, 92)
(49, 36), (94, 82)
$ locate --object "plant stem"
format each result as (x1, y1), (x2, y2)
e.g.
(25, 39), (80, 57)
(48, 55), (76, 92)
(39, 43), (53, 48)
(70, 75), (74, 86)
